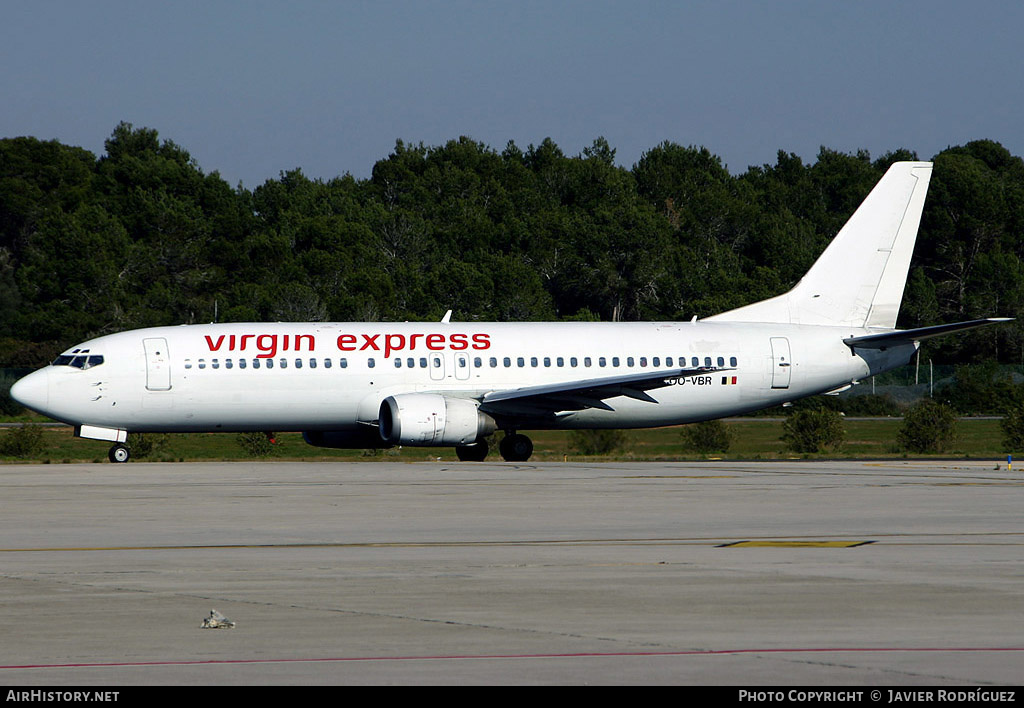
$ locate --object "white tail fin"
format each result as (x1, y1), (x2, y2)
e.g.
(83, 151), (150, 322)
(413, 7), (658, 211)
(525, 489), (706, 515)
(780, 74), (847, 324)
(706, 161), (933, 328)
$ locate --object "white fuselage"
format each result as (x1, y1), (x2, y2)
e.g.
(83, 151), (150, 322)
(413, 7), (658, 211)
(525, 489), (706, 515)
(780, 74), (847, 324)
(14, 320), (915, 438)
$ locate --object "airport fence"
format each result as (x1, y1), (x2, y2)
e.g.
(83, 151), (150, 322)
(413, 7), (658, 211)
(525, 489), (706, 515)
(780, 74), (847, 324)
(837, 362), (1024, 413)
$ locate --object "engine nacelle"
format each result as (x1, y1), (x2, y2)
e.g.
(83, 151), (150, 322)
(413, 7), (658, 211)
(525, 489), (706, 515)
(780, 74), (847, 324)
(379, 394), (495, 446)
(302, 429), (392, 449)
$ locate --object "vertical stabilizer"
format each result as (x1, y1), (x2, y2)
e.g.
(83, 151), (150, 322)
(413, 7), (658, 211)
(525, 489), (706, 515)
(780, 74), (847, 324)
(706, 161), (932, 328)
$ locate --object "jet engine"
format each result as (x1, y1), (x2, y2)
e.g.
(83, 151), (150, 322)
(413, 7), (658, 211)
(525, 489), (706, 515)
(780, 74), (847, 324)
(379, 394), (494, 446)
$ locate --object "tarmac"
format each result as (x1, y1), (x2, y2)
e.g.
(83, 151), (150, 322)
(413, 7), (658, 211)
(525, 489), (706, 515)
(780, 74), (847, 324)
(0, 459), (1021, 685)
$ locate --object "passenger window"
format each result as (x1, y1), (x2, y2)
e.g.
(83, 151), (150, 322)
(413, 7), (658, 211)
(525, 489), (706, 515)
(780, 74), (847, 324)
(408, 357), (416, 368)
(474, 357), (482, 368)
(627, 357), (635, 367)
(730, 356), (737, 367)
(692, 357), (699, 367)
(395, 358), (402, 368)
(516, 357), (524, 367)
(212, 359), (220, 369)
(571, 357), (578, 367)
(584, 357), (592, 367)
(367, 358), (375, 368)
(653, 357), (660, 367)
(239, 359), (247, 369)
(279, 359), (287, 369)
(544, 357), (551, 367)
(530, 357), (537, 367)
(639, 357), (647, 367)
(419, 357), (427, 368)
(557, 357), (564, 367)
(252, 359), (260, 369)
(717, 356), (725, 367)
(489, 357), (497, 368)
(198, 359), (206, 369)
(295, 358), (302, 369)
(504, 357), (511, 367)
(185, 359), (192, 370)
(324, 358), (332, 369)
(225, 359), (233, 370)
(309, 358), (317, 369)
(599, 357), (606, 367)
(339, 358), (346, 368)
(704, 357), (712, 367)
(612, 357), (620, 367)
(266, 359), (274, 369)
(665, 357), (673, 367)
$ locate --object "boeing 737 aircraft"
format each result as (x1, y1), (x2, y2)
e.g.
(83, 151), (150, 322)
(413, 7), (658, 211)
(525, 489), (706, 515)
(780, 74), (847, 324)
(9, 161), (1010, 462)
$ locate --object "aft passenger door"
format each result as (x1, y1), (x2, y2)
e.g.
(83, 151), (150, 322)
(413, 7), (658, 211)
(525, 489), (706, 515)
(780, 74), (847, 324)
(770, 337), (791, 389)
(143, 337), (171, 391)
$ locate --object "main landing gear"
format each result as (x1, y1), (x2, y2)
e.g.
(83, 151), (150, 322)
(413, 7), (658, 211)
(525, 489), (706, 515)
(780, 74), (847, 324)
(108, 443), (130, 463)
(498, 432), (533, 462)
(454, 440), (489, 462)
(453, 432), (535, 462)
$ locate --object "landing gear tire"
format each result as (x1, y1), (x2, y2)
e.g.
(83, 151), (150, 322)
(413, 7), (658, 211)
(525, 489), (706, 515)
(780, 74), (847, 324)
(108, 444), (130, 463)
(455, 440), (489, 462)
(499, 433), (533, 462)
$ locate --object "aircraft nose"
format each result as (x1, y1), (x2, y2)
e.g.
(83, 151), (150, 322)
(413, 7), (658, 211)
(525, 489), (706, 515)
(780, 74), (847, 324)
(9, 369), (49, 412)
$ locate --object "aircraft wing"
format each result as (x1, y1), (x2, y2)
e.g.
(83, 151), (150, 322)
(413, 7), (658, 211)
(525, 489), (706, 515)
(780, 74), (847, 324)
(843, 318), (1013, 349)
(479, 367), (730, 416)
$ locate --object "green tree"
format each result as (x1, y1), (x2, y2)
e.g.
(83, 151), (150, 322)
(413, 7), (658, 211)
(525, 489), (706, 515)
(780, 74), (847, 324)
(681, 420), (732, 454)
(0, 424), (44, 458)
(897, 399), (958, 453)
(781, 408), (845, 453)
(1000, 403), (1024, 453)
(570, 429), (630, 456)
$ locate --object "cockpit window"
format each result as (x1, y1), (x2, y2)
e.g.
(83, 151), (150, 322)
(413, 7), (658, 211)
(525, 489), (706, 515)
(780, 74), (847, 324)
(52, 354), (104, 369)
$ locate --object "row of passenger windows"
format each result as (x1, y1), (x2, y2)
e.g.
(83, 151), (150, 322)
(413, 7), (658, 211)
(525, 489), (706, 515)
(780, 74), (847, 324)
(185, 357), (349, 370)
(183, 355), (739, 371)
(459, 355), (739, 369)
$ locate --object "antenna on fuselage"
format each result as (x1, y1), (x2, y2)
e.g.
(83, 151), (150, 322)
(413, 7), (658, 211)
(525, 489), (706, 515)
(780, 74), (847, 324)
(441, 309), (453, 323)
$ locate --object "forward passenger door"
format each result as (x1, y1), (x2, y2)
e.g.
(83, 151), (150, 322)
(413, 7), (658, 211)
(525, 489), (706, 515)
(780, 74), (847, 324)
(143, 338), (171, 391)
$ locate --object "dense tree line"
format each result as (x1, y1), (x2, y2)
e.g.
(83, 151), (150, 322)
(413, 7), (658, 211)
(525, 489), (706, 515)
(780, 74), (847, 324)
(1, 123), (1022, 367)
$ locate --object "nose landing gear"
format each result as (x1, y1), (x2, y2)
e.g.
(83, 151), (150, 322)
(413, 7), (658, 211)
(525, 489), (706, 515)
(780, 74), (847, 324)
(108, 443), (130, 463)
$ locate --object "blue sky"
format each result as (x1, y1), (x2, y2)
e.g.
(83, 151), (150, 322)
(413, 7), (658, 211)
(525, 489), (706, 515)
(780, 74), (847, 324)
(3, 1), (1021, 187)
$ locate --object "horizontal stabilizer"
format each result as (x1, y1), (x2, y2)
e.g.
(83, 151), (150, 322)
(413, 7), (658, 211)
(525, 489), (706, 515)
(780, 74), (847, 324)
(843, 318), (1013, 349)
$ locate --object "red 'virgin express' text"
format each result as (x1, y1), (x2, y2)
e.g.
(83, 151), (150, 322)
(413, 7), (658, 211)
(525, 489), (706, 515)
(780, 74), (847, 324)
(204, 332), (491, 358)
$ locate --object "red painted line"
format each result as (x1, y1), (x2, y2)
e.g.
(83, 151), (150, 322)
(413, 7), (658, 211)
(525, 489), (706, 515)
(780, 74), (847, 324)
(2, 647), (1023, 670)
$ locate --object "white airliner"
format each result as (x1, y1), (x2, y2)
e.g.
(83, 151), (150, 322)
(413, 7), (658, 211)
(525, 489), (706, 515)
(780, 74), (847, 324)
(9, 161), (1010, 463)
